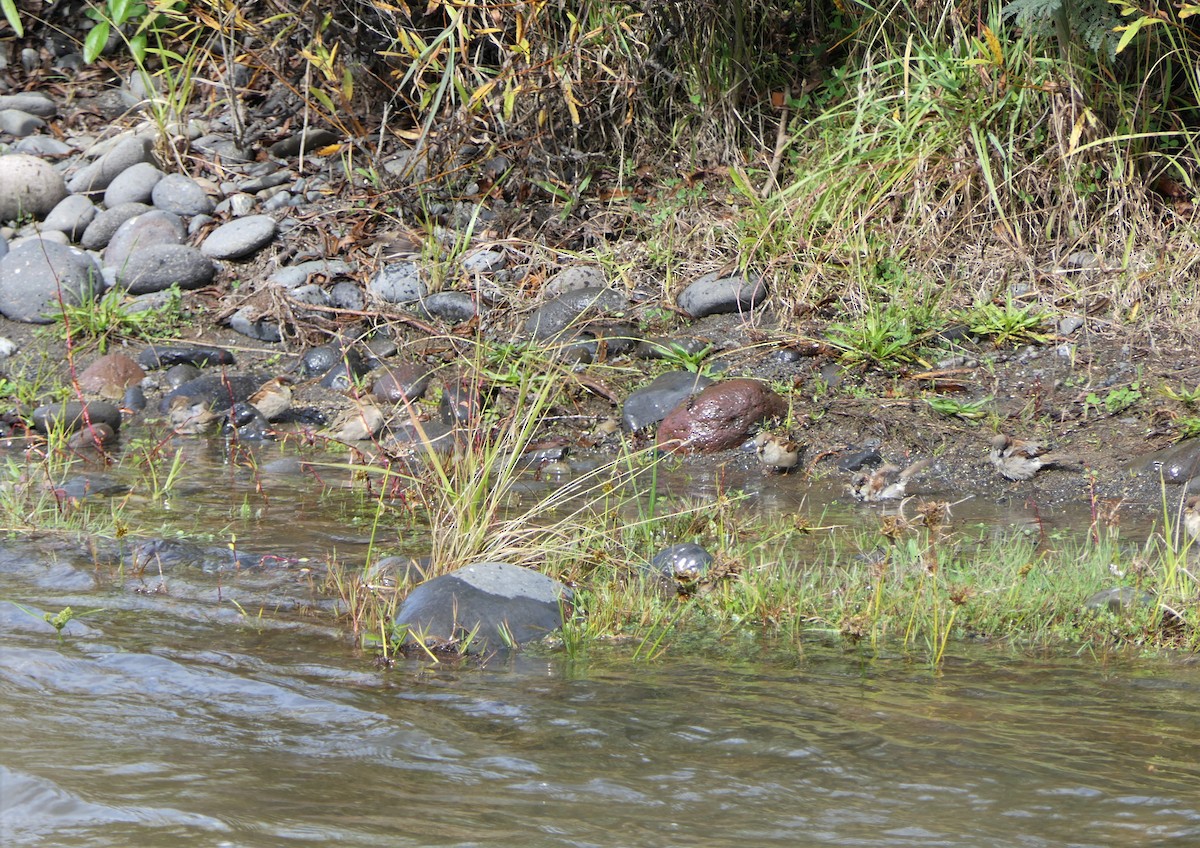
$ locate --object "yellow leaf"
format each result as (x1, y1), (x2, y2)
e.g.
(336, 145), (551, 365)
(982, 25), (1003, 66)
(317, 143), (342, 156)
(561, 75), (580, 126)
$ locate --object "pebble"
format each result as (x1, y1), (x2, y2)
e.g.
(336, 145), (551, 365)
(623, 370), (714, 430)
(228, 306), (282, 342)
(81, 202), (152, 250)
(67, 135), (158, 195)
(32, 400), (122, 434)
(103, 161), (164, 207)
(545, 265), (606, 296)
(0, 93), (57, 117)
(12, 136), (72, 157)
(103, 209), (185, 269)
(151, 173), (215, 217)
(676, 271), (767, 318)
(200, 214), (277, 260)
(42, 194), (97, 240)
(267, 259), (355, 289)
(138, 345), (235, 369)
(419, 290), (478, 324)
(328, 281), (364, 311)
(0, 240), (101, 323)
(461, 249), (506, 273)
(373, 362), (432, 403)
(78, 353), (146, 399)
(0, 153), (68, 221)
(268, 128), (339, 158)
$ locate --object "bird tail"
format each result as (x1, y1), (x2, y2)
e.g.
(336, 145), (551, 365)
(899, 457), (934, 480)
(1040, 453), (1083, 471)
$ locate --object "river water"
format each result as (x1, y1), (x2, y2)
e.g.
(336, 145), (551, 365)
(2, 442), (1196, 846)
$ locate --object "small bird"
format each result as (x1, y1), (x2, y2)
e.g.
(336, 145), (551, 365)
(989, 434), (1080, 481)
(247, 376), (293, 422)
(166, 396), (219, 435)
(754, 431), (802, 474)
(850, 457), (932, 502)
(1183, 495), (1200, 546)
(330, 401), (385, 442)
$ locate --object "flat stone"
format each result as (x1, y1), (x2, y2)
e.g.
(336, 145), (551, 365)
(328, 281), (364, 311)
(228, 306), (282, 342)
(545, 265), (606, 296)
(393, 561), (570, 651)
(12, 136), (73, 157)
(268, 128), (339, 158)
(677, 271), (767, 318)
(42, 194), (97, 240)
(67, 135), (157, 195)
(32, 400), (122, 434)
(151, 173), (215, 217)
(373, 361), (432, 403)
(623, 370), (714, 430)
(419, 290), (477, 324)
(137, 345), (235, 369)
(0, 153), (68, 222)
(0, 240), (100, 323)
(525, 287), (628, 340)
(267, 258), (355, 289)
(200, 214), (277, 260)
(103, 161), (164, 207)
(78, 353), (146, 399)
(461, 249), (506, 273)
(116, 244), (215, 294)
(80, 202), (152, 250)
(657, 378), (786, 454)
(368, 261), (426, 304)
(103, 209), (185, 269)
(1139, 438), (1200, 484)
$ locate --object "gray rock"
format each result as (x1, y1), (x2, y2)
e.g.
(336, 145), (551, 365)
(0, 233), (7, 260)
(42, 194), (97, 240)
(151, 173), (215, 217)
(525, 286), (628, 340)
(1083, 586), (1154, 614)
(268, 128), (339, 158)
(31, 400), (122, 434)
(636, 337), (711, 361)
(138, 345), (235, 370)
(191, 135), (253, 164)
(12, 136), (73, 157)
(67, 135), (157, 195)
(161, 373), (264, 412)
(80, 202), (152, 250)
(0, 153), (68, 222)
(622, 370), (714, 430)
(1058, 315), (1084, 336)
(187, 214), (214, 237)
(226, 306), (281, 342)
(220, 194), (256, 217)
(383, 419), (457, 456)
(115, 244), (215, 293)
(200, 214), (277, 260)
(0, 93), (57, 117)
(0, 109), (46, 136)
(651, 543), (714, 581)
(677, 271), (767, 318)
(0, 240), (100, 323)
(103, 209), (185, 269)
(103, 161), (164, 207)
(237, 170), (290, 194)
(373, 361), (432, 403)
(368, 261), (427, 304)
(1140, 438), (1200, 484)
(419, 290), (477, 324)
(545, 265), (606, 296)
(12, 229), (68, 247)
(393, 561), (570, 651)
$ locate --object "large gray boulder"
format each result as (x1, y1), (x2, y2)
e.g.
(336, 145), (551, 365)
(0, 154), (68, 222)
(0, 240), (101, 323)
(394, 562), (570, 651)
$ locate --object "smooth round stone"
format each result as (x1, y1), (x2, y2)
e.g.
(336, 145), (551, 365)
(78, 353), (146, 399)
(651, 543), (714, 581)
(329, 281), (364, 311)
(103, 161), (163, 207)
(0, 240), (100, 323)
(419, 290), (477, 324)
(137, 345), (235, 370)
(0, 93), (57, 117)
(42, 194), (97, 241)
(368, 261), (426, 304)
(461, 249), (505, 273)
(656, 378), (787, 454)
(524, 287), (628, 340)
(67, 135), (157, 195)
(12, 229), (68, 247)
(268, 128), (338, 158)
(164, 363), (202, 389)
(200, 214), (277, 260)
(0, 153), (68, 222)
(267, 258), (355, 289)
(103, 209), (185, 269)
(32, 400), (122, 434)
(115, 244), (215, 294)
(151, 173), (215, 216)
(0, 109), (46, 136)
(81, 202), (152, 250)
(373, 362), (432, 403)
(261, 191), (292, 212)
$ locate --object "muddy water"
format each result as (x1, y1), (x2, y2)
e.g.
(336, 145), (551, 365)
(2, 442), (1191, 846)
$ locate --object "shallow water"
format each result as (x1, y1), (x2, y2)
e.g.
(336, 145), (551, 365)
(2, 439), (1190, 846)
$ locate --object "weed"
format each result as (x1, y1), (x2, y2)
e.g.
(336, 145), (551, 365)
(1085, 382), (1142, 416)
(926, 395), (993, 421)
(49, 285), (185, 353)
(963, 300), (1049, 347)
(827, 307), (918, 368)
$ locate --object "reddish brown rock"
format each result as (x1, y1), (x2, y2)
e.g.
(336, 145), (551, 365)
(656, 378), (786, 454)
(79, 353), (145, 399)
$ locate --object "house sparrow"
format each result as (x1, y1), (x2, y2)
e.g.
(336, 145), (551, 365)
(247, 376), (293, 422)
(329, 401), (385, 442)
(1183, 495), (1200, 546)
(166, 396), (219, 435)
(754, 431), (802, 474)
(850, 457), (932, 502)
(989, 434), (1081, 481)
